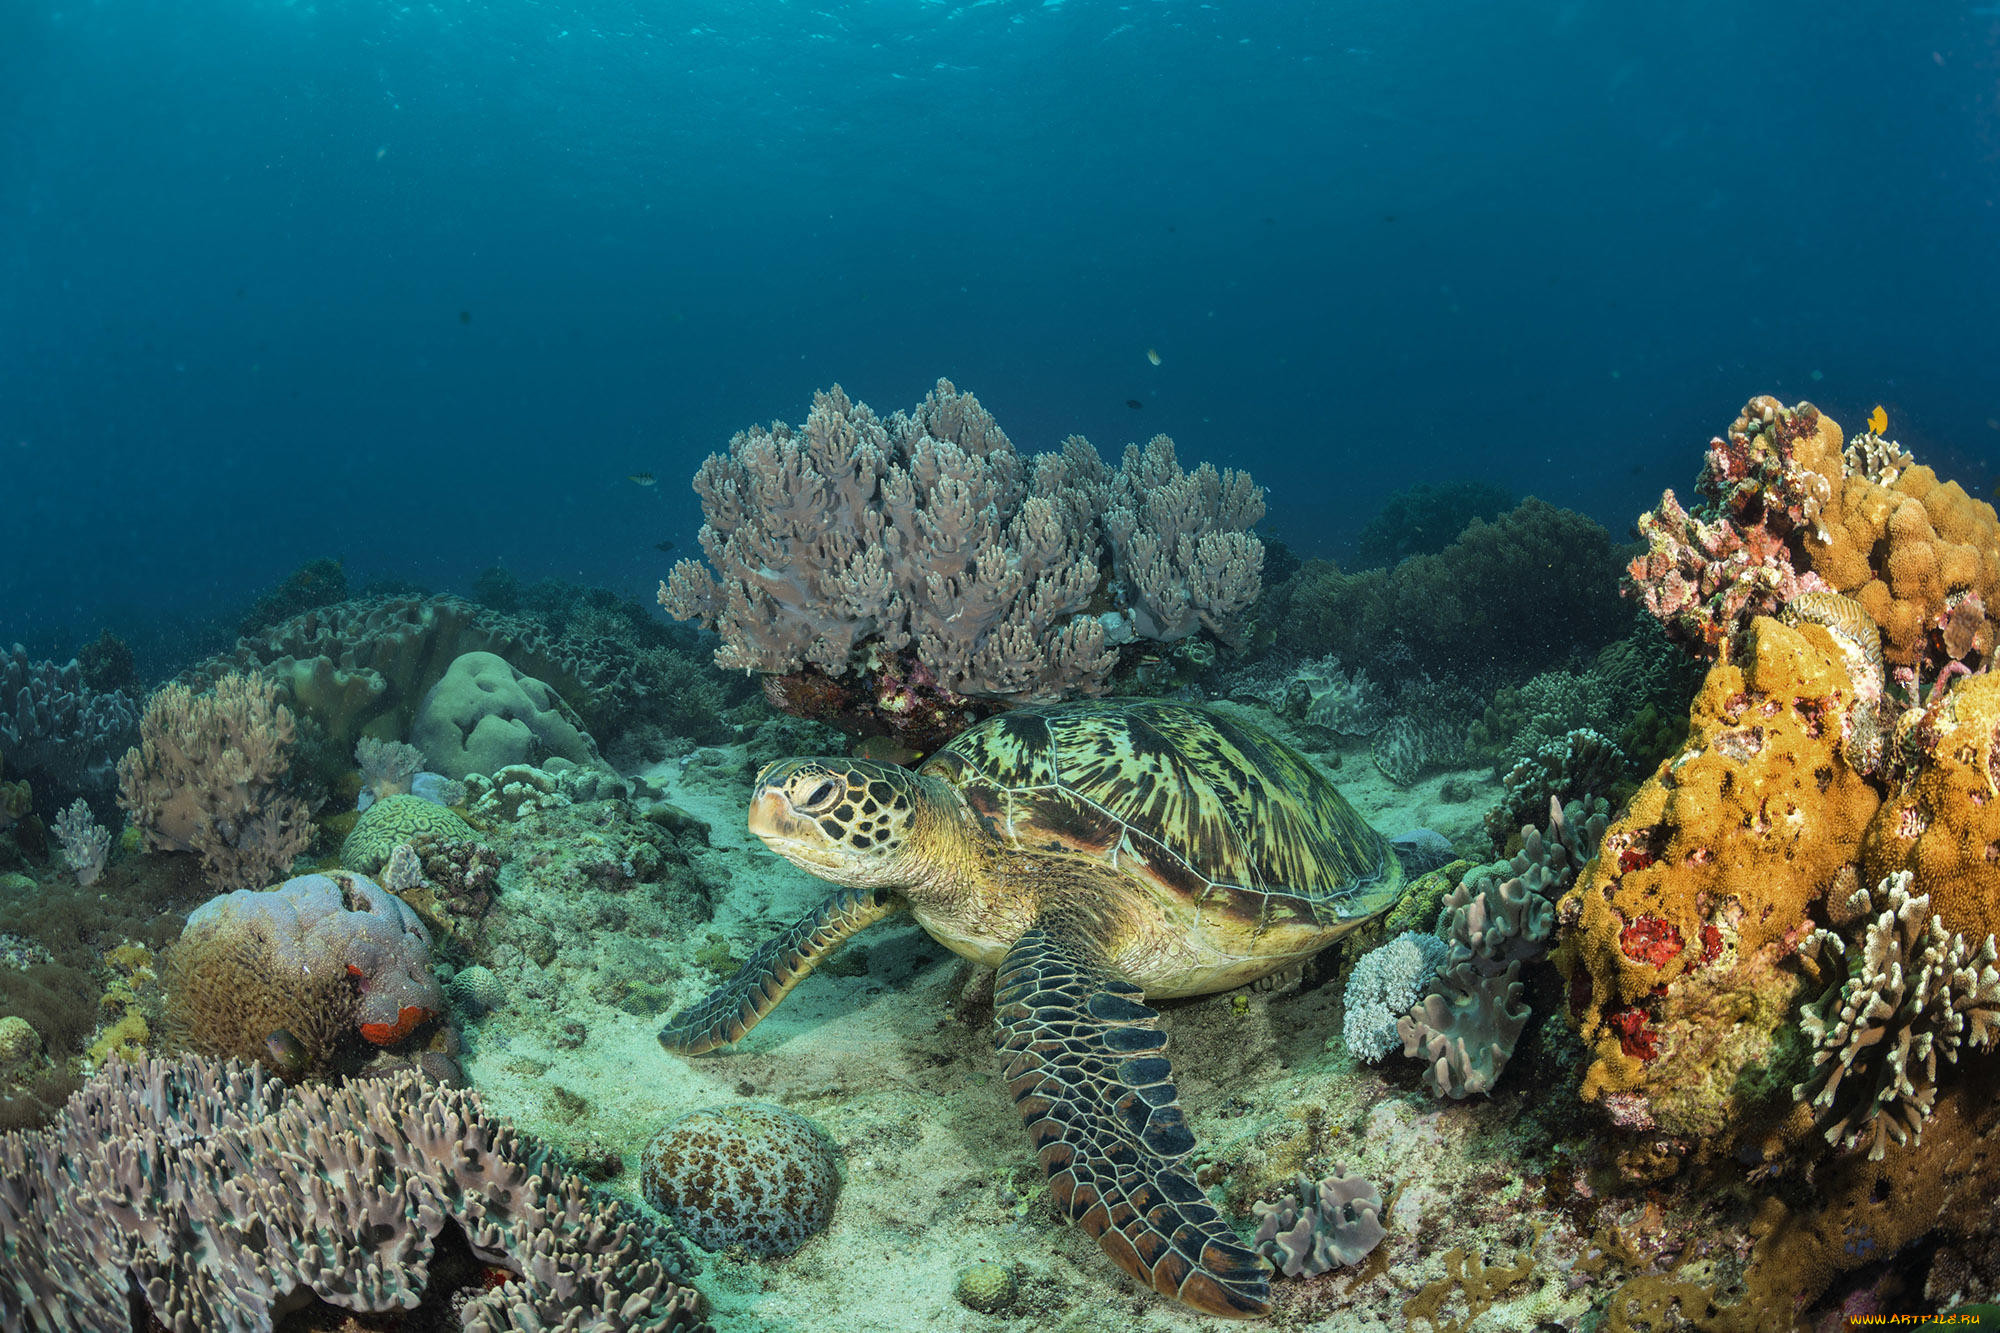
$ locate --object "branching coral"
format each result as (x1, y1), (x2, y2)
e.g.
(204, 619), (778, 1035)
(658, 380), (1264, 742)
(0, 644), (140, 817)
(116, 671), (313, 891)
(0, 1054), (709, 1332)
(1795, 870), (2000, 1160)
(1342, 931), (1449, 1062)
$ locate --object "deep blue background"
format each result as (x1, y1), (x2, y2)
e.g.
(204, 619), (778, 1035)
(5, 0), (1998, 666)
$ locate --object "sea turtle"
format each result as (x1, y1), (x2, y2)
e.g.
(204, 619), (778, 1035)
(659, 699), (1432, 1318)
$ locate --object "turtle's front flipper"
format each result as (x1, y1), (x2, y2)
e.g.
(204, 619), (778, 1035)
(995, 924), (1272, 1319)
(658, 887), (902, 1055)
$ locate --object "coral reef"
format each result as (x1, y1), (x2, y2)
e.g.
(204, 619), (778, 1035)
(1794, 869), (2000, 1160)
(1353, 479), (1514, 570)
(640, 1102), (841, 1255)
(355, 734), (424, 809)
(659, 379), (1263, 744)
(0, 1054), (708, 1331)
(1628, 397), (2000, 679)
(412, 649), (603, 779)
(1485, 726), (1624, 851)
(342, 791), (477, 874)
(167, 870), (443, 1069)
(116, 671), (314, 892)
(1398, 798), (1605, 1098)
(1342, 931), (1449, 1062)
(49, 798), (109, 886)
(1249, 1167), (1387, 1277)
(0, 643), (140, 819)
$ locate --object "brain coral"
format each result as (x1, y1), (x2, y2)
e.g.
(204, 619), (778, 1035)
(167, 870), (444, 1068)
(341, 793), (476, 874)
(640, 1103), (840, 1255)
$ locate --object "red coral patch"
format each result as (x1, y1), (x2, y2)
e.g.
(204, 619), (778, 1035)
(360, 1005), (431, 1046)
(1620, 915), (1684, 967)
(1700, 924), (1724, 966)
(1608, 1008), (1661, 1062)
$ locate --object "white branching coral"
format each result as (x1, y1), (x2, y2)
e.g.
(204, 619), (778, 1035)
(1795, 870), (2000, 1160)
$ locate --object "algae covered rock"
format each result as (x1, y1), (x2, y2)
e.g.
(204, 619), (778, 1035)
(341, 794), (475, 875)
(640, 1103), (839, 1256)
(411, 650), (600, 780)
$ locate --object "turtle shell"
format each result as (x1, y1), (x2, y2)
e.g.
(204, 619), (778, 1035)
(919, 699), (1401, 927)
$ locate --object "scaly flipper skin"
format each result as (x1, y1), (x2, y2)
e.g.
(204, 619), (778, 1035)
(658, 887), (902, 1055)
(995, 924), (1273, 1318)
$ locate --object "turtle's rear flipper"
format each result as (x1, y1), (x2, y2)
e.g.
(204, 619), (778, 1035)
(658, 887), (901, 1055)
(995, 925), (1272, 1319)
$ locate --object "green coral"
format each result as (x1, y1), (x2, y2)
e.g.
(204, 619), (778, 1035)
(1385, 860), (1473, 937)
(340, 795), (475, 874)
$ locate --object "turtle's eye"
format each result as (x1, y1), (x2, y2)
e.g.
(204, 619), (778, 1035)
(796, 777), (842, 812)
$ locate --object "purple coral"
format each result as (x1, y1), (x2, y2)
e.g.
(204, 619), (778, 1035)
(658, 380), (1264, 741)
(179, 870), (443, 1047)
(1250, 1167), (1386, 1277)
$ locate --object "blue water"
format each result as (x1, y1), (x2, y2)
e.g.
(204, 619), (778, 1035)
(5, 0), (1998, 662)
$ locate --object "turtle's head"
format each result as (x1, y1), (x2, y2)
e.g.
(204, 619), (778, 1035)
(749, 758), (947, 889)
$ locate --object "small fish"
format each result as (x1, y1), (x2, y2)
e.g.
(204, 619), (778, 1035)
(1126, 399), (1143, 410)
(1146, 347), (1162, 366)
(1868, 404), (1888, 435)
(628, 473), (657, 487)
(265, 1028), (308, 1077)
(654, 539), (677, 554)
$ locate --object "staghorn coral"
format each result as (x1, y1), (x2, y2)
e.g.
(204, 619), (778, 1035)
(1630, 398), (2000, 678)
(116, 671), (314, 892)
(1794, 870), (2000, 1160)
(0, 1054), (708, 1332)
(1249, 1167), (1387, 1278)
(658, 379), (1263, 740)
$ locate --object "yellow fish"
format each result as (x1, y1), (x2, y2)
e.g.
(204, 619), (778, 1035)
(1145, 347), (1162, 366)
(1867, 404), (1888, 436)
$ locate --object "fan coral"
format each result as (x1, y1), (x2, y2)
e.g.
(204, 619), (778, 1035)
(1250, 1168), (1387, 1277)
(0, 1054), (709, 1331)
(168, 870), (443, 1067)
(658, 380), (1263, 741)
(640, 1102), (841, 1256)
(1794, 870), (2000, 1160)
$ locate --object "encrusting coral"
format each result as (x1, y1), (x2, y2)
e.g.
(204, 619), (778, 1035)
(0, 1054), (709, 1332)
(116, 670), (314, 891)
(658, 379), (1264, 749)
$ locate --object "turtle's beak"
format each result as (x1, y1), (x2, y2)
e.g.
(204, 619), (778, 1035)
(748, 783), (847, 872)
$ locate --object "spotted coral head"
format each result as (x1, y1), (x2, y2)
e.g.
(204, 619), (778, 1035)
(748, 758), (934, 889)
